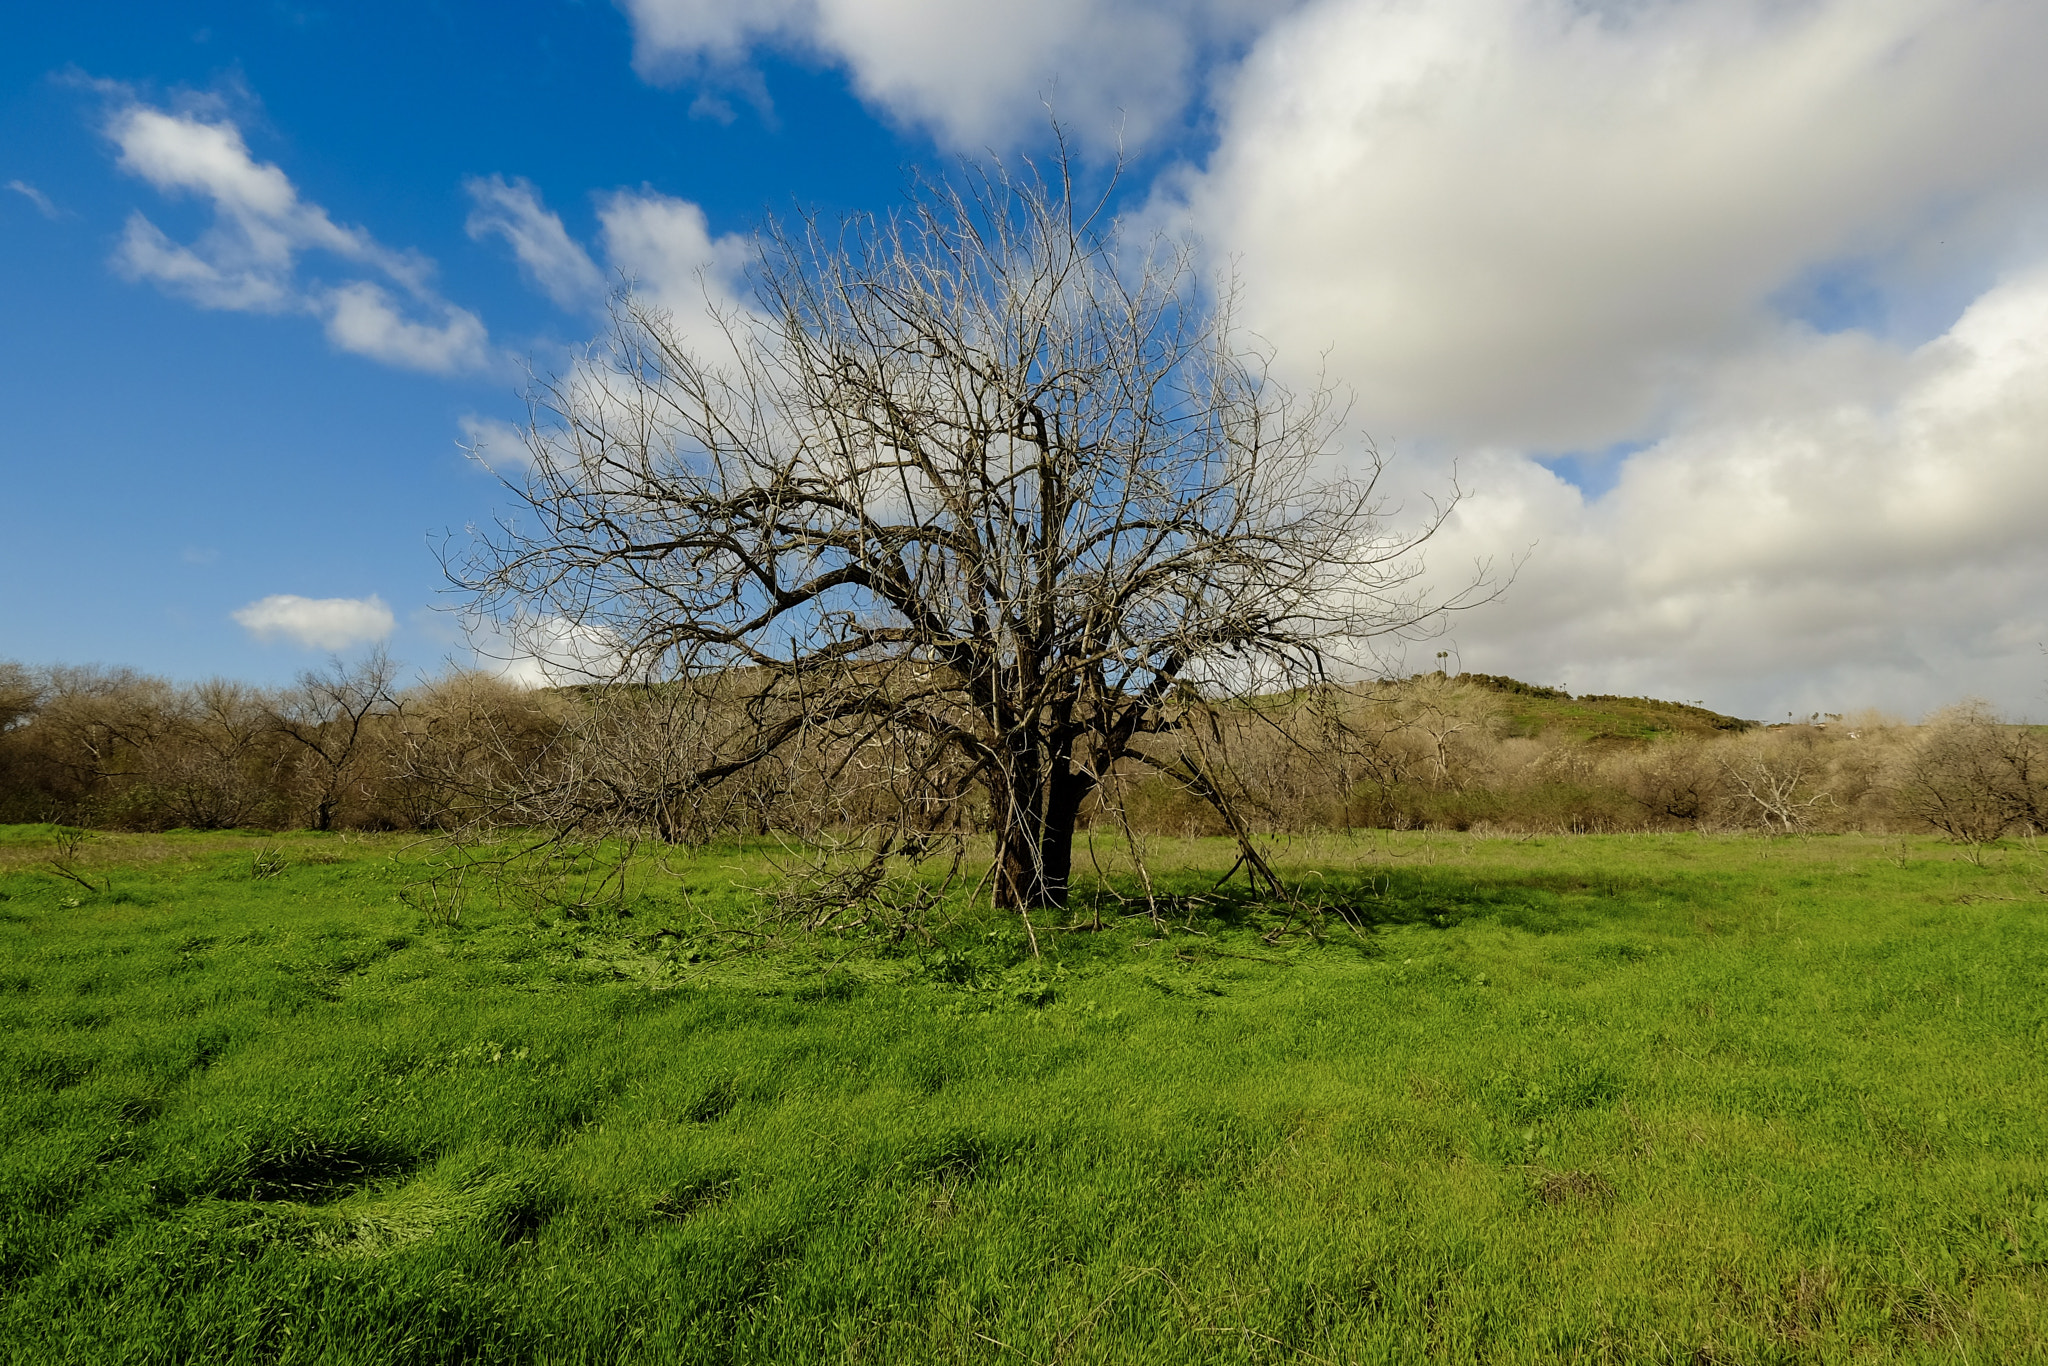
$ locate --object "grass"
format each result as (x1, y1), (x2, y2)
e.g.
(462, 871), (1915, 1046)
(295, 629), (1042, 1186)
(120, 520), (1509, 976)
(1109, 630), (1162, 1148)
(1448, 674), (1756, 740)
(2, 825), (2046, 1363)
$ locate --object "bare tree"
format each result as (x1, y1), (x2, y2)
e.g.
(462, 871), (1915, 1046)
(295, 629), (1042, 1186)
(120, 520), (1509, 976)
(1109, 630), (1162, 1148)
(23, 666), (181, 825)
(0, 662), (37, 735)
(466, 678), (784, 846)
(383, 672), (562, 832)
(460, 154), (1483, 913)
(270, 649), (400, 831)
(152, 679), (284, 830)
(1616, 736), (1723, 824)
(1895, 702), (2046, 845)
(1722, 737), (1834, 834)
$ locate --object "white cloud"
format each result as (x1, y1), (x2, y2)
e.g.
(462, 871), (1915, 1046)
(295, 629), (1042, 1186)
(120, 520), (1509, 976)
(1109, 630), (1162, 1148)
(1180, 0), (2048, 451)
(464, 174), (606, 310)
(455, 175), (751, 346)
(621, 0), (807, 66)
(113, 207), (296, 311)
(618, 0), (1292, 151)
(1011, 0), (2048, 719)
(107, 102), (378, 305)
(1426, 263), (2048, 719)
(232, 594), (396, 650)
(101, 95), (491, 373)
(5, 179), (61, 218)
(467, 613), (624, 687)
(457, 412), (534, 472)
(596, 187), (751, 317)
(323, 281), (489, 374)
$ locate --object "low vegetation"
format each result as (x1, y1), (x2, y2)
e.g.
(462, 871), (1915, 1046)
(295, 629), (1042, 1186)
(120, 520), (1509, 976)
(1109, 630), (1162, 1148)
(3, 658), (2040, 850)
(3, 826), (2045, 1362)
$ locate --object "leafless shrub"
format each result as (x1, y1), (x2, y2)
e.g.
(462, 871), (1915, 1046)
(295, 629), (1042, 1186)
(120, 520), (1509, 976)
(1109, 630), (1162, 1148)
(1721, 736), (1835, 833)
(380, 672), (561, 832)
(1894, 701), (2046, 847)
(24, 667), (183, 826)
(150, 679), (285, 830)
(397, 861), (471, 927)
(0, 662), (39, 735)
(5, 629), (2036, 862)
(45, 826), (103, 894)
(1613, 737), (1724, 823)
(268, 650), (400, 832)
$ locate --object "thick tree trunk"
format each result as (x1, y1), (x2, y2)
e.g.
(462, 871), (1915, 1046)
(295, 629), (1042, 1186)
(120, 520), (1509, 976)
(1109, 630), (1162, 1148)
(994, 743), (1046, 910)
(1039, 769), (1089, 905)
(994, 824), (1042, 911)
(993, 761), (1093, 911)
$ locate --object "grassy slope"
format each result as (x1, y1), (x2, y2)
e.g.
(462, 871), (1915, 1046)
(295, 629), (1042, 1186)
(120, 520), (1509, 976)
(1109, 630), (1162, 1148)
(2, 827), (2045, 1364)
(1449, 676), (1758, 743)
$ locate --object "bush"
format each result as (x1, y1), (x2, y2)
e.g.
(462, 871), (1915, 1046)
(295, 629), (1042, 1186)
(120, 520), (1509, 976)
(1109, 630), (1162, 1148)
(1894, 703), (2045, 844)
(0, 655), (2034, 846)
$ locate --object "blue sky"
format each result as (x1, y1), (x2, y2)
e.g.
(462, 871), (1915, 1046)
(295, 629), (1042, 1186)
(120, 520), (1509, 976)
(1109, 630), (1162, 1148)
(1, 1), (932, 686)
(6, 0), (2048, 719)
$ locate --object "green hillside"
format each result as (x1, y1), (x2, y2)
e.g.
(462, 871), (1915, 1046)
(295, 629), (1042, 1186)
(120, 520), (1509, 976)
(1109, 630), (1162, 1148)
(1452, 673), (1757, 743)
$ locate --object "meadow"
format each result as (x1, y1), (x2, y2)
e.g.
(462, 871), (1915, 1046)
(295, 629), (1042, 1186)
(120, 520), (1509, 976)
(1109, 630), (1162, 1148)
(1, 824), (2044, 1364)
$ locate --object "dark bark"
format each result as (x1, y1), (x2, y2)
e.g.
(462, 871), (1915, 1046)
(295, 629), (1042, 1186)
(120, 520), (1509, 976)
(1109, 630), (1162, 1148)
(994, 754), (1095, 911)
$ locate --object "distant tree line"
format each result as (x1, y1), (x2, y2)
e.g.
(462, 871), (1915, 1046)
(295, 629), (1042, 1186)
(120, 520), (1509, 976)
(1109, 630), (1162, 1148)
(1, 657), (2041, 848)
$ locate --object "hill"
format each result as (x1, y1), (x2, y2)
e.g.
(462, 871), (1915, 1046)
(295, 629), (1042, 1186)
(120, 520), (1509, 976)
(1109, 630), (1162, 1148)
(1450, 673), (1757, 743)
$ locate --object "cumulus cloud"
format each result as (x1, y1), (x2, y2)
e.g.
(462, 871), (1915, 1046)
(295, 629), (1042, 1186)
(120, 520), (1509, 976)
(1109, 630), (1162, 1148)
(1424, 263), (2048, 719)
(618, 0), (1292, 150)
(102, 95), (489, 373)
(596, 187), (751, 316)
(232, 594), (396, 650)
(467, 614), (624, 687)
(459, 174), (752, 345)
(323, 281), (490, 374)
(967, 0), (2048, 718)
(1181, 0), (2048, 451)
(464, 174), (606, 310)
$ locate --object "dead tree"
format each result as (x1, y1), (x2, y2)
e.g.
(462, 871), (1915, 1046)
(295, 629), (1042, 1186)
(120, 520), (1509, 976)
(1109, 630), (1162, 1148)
(460, 152), (1483, 913)
(1722, 740), (1833, 834)
(269, 649), (399, 831)
(1896, 702), (2047, 844)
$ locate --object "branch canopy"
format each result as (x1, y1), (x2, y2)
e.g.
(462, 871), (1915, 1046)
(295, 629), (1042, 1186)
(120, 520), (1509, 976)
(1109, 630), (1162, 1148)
(460, 155), (1483, 907)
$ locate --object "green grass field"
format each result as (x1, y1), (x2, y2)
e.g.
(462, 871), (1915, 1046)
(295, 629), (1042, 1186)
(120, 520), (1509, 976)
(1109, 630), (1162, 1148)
(2, 825), (2045, 1364)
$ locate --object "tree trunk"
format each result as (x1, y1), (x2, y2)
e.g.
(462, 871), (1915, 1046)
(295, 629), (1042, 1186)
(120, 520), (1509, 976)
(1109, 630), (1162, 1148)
(994, 742), (1045, 910)
(654, 797), (684, 844)
(994, 760), (1093, 911)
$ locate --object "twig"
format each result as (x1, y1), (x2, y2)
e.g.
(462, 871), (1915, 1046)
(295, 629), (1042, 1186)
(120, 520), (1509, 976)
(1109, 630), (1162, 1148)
(45, 861), (102, 894)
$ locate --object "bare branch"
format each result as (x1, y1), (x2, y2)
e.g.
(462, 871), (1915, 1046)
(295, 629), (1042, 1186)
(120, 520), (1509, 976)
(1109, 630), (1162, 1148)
(457, 144), (1487, 913)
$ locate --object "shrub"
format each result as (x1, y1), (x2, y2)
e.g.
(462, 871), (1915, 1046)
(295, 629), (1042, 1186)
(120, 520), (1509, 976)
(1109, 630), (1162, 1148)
(1894, 703), (2045, 844)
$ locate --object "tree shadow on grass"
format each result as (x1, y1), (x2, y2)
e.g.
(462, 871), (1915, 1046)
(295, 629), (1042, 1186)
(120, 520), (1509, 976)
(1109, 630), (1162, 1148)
(1065, 862), (1705, 942)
